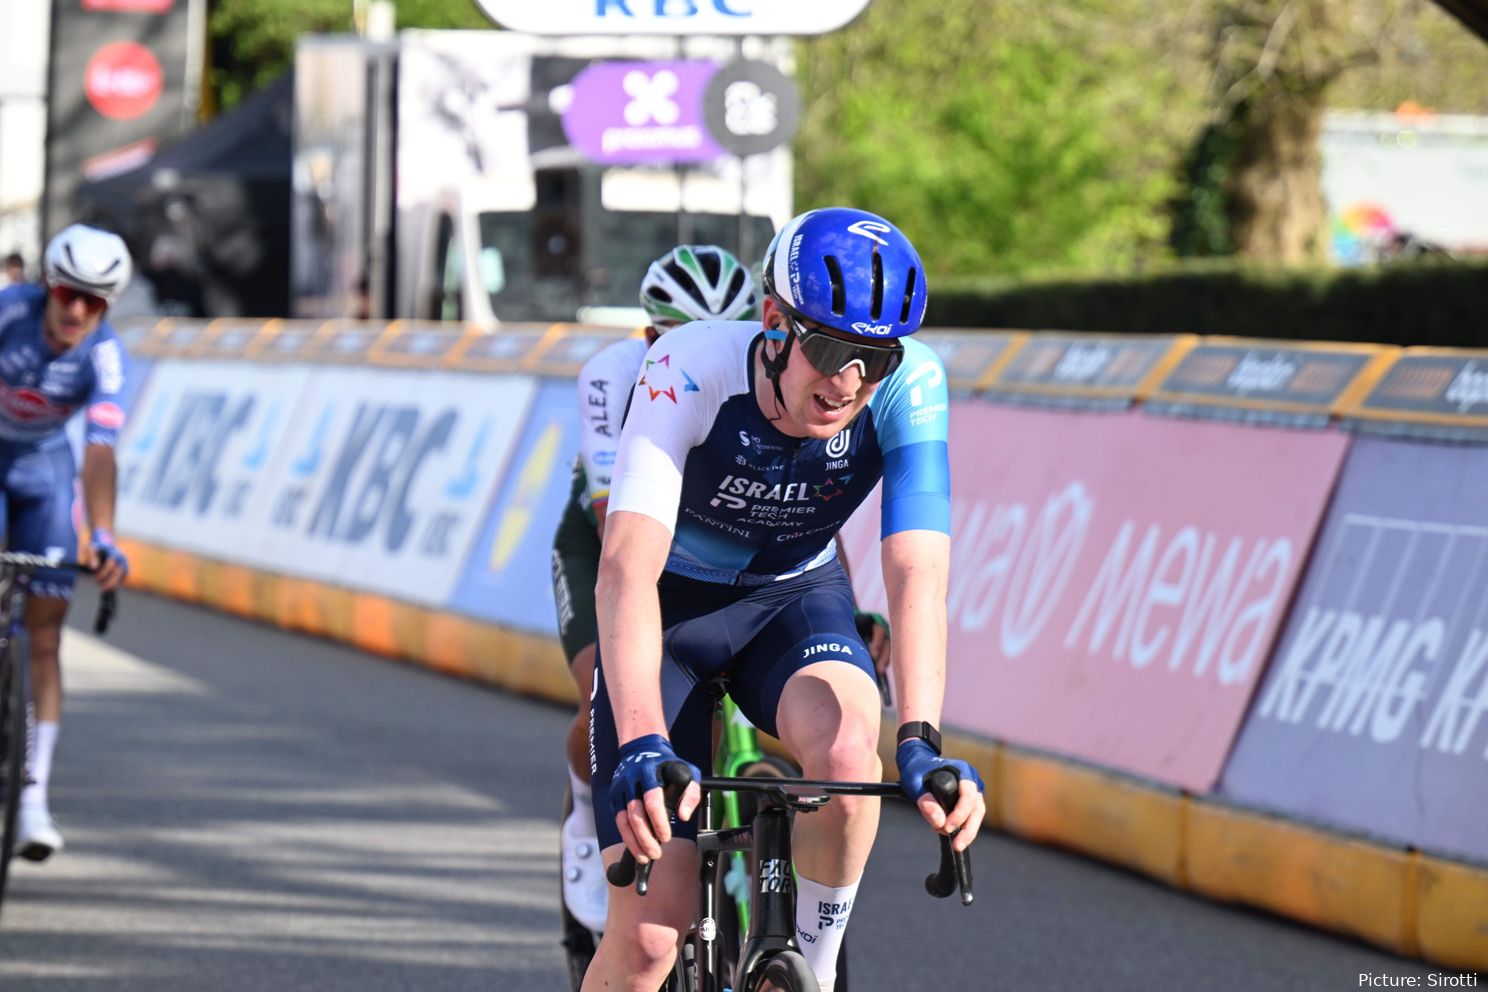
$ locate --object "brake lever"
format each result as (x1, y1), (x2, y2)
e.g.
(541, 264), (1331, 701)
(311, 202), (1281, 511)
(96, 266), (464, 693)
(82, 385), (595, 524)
(923, 768), (974, 906)
(604, 760), (695, 895)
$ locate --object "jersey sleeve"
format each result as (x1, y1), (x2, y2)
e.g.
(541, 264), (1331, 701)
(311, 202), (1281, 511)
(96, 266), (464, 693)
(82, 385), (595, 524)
(869, 338), (951, 537)
(576, 339), (645, 508)
(606, 324), (732, 535)
(83, 332), (129, 447)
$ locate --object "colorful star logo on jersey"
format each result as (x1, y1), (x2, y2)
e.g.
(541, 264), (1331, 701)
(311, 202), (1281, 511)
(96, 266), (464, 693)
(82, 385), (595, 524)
(812, 474), (853, 501)
(639, 354), (699, 404)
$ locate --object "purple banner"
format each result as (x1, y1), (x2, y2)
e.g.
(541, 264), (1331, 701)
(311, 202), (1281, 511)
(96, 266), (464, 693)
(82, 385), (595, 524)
(1221, 436), (1488, 863)
(561, 61), (725, 165)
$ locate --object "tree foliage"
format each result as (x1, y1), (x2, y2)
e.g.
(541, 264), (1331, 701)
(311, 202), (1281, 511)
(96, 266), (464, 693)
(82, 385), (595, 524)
(794, 0), (1203, 281)
(209, 0), (491, 109)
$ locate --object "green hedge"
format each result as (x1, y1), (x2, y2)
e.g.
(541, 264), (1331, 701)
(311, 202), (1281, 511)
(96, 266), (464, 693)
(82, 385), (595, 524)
(932, 259), (1488, 348)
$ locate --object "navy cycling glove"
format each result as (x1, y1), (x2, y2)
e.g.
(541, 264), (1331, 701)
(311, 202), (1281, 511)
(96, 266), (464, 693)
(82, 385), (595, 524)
(896, 739), (984, 803)
(609, 734), (701, 822)
(91, 528), (129, 580)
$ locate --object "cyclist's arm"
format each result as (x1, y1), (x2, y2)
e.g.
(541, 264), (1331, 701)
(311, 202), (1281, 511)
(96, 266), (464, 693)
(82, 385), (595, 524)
(882, 529), (984, 847)
(82, 334), (128, 589)
(595, 509), (671, 743)
(881, 529), (948, 733)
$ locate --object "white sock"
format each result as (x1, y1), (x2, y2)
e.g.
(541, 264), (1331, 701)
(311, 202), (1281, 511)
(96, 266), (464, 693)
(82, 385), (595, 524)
(794, 873), (860, 992)
(568, 762), (597, 839)
(22, 721), (59, 809)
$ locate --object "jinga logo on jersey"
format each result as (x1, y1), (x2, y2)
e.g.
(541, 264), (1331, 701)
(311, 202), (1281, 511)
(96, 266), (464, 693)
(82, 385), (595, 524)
(802, 642), (854, 660)
(825, 428), (851, 460)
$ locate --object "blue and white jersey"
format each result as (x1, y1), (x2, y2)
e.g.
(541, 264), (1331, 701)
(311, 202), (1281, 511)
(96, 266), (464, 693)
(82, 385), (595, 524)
(608, 320), (950, 583)
(0, 284), (129, 453)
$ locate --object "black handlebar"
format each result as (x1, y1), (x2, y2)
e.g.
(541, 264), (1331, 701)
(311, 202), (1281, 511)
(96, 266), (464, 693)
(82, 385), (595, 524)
(605, 760), (975, 907)
(923, 768), (974, 906)
(0, 552), (119, 636)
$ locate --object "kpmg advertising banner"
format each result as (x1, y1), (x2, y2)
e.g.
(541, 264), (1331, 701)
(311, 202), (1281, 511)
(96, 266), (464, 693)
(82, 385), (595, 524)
(1223, 437), (1488, 862)
(448, 379), (582, 633)
(118, 361), (537, 606)
(840, 403), (1349, 790)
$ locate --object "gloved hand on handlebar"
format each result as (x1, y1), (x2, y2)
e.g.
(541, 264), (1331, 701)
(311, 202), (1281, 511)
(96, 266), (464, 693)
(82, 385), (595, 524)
(610, 734), (702, 862)
(897, 737), (986, 852)
(89, 527), (129, 592)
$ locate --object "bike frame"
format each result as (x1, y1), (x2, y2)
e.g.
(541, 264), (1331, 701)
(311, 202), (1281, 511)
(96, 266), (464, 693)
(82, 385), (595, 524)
(688, 777), (902, 992)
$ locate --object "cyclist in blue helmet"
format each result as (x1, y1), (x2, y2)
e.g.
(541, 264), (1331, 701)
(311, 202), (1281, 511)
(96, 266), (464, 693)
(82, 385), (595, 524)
(582, 208), (985, 992)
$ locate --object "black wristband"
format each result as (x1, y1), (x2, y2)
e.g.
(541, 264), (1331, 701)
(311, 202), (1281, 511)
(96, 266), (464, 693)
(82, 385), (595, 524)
(896, 720), (942, 756)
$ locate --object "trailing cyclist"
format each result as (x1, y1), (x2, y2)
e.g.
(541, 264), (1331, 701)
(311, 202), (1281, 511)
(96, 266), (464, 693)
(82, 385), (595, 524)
(584, 208), (986, 992)
(552, 245), (758, 935)
(0, 224), (133, 861)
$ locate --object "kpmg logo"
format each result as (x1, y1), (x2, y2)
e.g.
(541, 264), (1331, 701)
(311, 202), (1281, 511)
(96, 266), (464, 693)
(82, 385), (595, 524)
(476, 0), (872, 36)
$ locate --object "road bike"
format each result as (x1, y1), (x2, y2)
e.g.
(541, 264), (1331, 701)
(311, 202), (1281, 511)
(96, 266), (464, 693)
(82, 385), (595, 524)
(608, 761), (973, 992)
(560, 688), (801, 991)
(0, 552), (116, 918)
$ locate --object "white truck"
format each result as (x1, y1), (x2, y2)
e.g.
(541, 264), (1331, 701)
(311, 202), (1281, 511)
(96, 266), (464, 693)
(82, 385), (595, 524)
(292, 30), (793, 327)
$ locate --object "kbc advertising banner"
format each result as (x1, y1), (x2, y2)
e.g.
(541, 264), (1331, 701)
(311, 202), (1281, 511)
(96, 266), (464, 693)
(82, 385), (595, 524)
(841, 403), (1350, 790)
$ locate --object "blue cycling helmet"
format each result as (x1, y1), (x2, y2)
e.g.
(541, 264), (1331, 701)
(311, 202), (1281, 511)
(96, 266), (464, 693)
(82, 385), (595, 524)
(761, 207), (927, 340)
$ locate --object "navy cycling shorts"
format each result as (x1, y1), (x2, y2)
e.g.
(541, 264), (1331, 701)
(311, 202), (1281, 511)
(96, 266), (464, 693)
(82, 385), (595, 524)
(0, 443), (80, 600)
(588, 559), (876, 850)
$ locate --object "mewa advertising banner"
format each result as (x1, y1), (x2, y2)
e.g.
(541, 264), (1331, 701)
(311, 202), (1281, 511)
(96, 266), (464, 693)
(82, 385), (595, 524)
(449, 378), (582, 633)
(1222, 437), (1488, 863)
(118, 361), (537, 606)
(840, 403), (1350, 791)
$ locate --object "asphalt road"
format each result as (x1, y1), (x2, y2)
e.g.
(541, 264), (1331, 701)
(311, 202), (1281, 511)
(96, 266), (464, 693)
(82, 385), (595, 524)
(0, 586), (1455, 991)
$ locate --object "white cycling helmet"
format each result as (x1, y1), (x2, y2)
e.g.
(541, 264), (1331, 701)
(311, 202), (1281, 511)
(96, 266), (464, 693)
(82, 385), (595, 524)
(44, 224), (133, 305)
(640, 245), (757, 330)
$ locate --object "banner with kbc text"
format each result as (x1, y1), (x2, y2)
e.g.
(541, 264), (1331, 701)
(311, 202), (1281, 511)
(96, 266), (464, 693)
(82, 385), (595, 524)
(119, 362), (537, 606)
(1222, 436), (1488, 863)
(841, 403), (1351, 791)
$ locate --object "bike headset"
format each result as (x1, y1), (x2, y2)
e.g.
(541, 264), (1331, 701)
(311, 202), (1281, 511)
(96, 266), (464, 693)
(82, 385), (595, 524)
(44, 224), (133, 306)
(640, 245), (758, 332)
(759, 207), (928, 410)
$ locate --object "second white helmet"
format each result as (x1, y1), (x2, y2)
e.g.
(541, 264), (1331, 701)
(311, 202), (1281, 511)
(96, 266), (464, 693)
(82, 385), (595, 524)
(44, 224), (133, 305)
(640, 245), (757, 330)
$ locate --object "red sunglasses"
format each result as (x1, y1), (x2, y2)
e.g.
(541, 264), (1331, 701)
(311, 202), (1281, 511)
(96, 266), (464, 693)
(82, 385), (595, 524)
(49, 284), (108, 315)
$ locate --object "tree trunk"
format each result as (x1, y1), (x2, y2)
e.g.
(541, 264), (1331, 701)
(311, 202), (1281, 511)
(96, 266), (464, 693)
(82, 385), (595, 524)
(1225, 89), (1329, 263)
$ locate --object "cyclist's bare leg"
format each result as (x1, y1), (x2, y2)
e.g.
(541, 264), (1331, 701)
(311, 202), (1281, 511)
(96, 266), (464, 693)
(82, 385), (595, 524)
(582, 839), (698, 991)
(25, 596), (67, 724)
(774, 660), (883, 884)
(567, 644), (596, 785)
(22, 596), (68, 821)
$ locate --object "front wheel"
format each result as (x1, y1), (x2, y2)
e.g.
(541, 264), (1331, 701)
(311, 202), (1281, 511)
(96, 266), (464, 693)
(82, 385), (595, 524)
(749, 949), (820, 992)
(0, 631), (28, 918)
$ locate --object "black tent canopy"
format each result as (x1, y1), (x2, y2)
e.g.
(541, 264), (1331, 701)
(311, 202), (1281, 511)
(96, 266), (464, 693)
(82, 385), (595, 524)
(76, 72), (292, 318)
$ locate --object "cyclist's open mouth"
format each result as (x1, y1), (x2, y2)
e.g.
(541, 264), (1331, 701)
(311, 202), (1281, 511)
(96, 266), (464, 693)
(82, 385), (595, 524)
(814, 393), (853, 417)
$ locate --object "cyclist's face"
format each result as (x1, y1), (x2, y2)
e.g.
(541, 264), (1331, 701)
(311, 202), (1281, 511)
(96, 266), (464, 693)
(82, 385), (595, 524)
(43, 283), (106, 352)
(758, 297), (880, 440)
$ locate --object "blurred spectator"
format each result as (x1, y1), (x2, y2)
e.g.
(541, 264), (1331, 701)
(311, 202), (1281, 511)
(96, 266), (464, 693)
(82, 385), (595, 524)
(2, 252), (24, 285)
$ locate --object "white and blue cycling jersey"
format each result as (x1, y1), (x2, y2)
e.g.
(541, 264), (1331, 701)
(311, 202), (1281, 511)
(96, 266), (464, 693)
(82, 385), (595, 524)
(607, 320), (950, 583)
(0, 284), (129, 454)
(577, 336), (649, 516)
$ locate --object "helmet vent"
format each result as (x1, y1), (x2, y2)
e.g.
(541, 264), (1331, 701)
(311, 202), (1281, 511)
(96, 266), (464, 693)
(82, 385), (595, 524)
(823, 255), (846, 315)
(900, 267), (918, 325)
(726, 267), (746, 300)
(698, 251), (721, 284)
(870, 252), (885, 321)
(649, 286), (675, 303)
